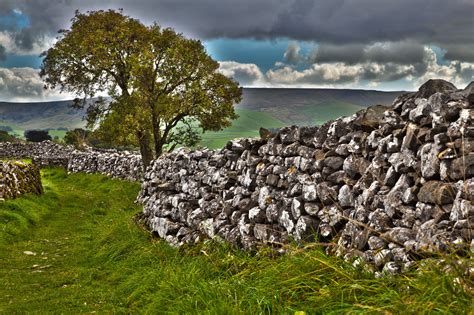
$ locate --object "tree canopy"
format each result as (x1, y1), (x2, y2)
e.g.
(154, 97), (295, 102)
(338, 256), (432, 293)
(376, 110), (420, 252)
(40, 9), (241, 168)
(24, 130), (52, 142)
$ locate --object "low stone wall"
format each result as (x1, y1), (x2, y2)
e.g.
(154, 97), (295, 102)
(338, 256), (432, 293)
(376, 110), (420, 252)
(67, 150), (143, 181)
(0, 141), (73, 168)
(138, 79), (473, 275)
(0, 141), (143, 181)
(0, 161), (43, 200)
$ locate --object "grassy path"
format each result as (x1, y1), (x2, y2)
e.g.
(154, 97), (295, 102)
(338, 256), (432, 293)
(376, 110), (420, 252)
(0, 169), (472, 313)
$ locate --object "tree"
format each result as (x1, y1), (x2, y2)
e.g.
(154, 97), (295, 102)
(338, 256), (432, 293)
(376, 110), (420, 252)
(0, 130), (18, 143)
(24, 130), (52, 142)
(64, 128), (91, 149)
(40, 10), (241, 169)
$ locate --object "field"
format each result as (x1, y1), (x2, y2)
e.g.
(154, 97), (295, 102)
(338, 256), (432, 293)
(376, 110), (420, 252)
(200, 108), (286, 148)
(0, 168), (472, 313)
(0, 88), (403, 148)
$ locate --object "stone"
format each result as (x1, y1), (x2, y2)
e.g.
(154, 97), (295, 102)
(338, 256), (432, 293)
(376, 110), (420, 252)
(258, 186), (272, 210)
(266, 174), (280, 187)
(304, 202), (320, 216)
(279, 126), (300, 144)
(368, 236), (386, 250)
(324, 156), (344, 170)
(152, 217), (180, 238)
(381, 228), (416, 245)
(302, 184), (318, 202)
(254, 224), (269, 241)
(294, 216), (320, 241)
(353, 105), (389, 130)
(338, 184), (354, 208)
(401, 123), (419, 151)
(279, 210), (295, 233)
(343, 155), (369, 178)
(417, 181), (455, 205)
(384, 174), (411, 217)
(416, 79), (457, 99)
(316, 182), (338, 205)
(248, 207), (266, 223)
(419, 143), (440, 179)
(291, 198), (303, 219)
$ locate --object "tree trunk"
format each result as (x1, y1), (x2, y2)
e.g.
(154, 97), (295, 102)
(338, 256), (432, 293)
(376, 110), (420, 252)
(150, 105), (163, 157)
(137, 130), (154, 172)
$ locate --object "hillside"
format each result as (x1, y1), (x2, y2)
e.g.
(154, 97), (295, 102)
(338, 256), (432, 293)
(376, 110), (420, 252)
(0, 88), (404, 144)
(239, 88), (403, 124)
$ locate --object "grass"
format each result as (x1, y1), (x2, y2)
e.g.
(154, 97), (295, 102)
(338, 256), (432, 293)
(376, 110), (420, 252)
(0, 170), (472, 313)
(258, 101), (365, 126)
(300, 101), (365, 126)
(200, 108), (286, 148)
(1, 102), (361, 147)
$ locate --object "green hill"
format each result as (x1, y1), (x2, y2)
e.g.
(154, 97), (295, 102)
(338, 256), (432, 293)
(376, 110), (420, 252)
(0, 88), (404, 146)
(200, 108), (286, 148)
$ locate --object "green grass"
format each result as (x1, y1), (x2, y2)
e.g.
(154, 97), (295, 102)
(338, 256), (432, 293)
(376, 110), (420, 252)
(0, 168), (472, 313)
(300, 101), (365, 126)
(258, 101), (365, 126)
(200, 108), (286, 148)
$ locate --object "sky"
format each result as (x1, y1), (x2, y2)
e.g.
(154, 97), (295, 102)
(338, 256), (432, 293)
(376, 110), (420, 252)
(0, 0), (473, 102)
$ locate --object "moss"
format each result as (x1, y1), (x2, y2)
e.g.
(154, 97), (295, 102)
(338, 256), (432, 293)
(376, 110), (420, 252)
(0, 161), (43, 200)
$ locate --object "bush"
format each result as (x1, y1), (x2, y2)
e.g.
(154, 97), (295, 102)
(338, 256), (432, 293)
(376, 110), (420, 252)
(64, 128), (91, 149)
(0, 130), (18, 142)
(24, 130), (52, 142)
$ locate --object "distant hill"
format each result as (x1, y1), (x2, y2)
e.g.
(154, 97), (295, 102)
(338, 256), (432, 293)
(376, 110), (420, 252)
(0, 88), (405, 145)
(0, 100), (86, 138)
(238, 88), (404, 125)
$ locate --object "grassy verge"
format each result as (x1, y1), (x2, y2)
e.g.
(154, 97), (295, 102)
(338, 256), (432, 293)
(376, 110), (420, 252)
(0, 168), (472, 313)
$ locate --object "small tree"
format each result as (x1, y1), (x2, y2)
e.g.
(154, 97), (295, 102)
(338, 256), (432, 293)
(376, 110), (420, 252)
(0, 130), (18, 143)
(40, 10), (241, 168)
(64, 128), (91, 149)
(24, 130), (52, 142)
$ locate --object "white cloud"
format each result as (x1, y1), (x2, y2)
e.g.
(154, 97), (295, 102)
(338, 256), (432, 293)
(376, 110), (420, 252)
(266, 62), (416, 87)
(415, 47), (474, 88)
(0, 67), (72, 101)
(0, 31), (52, 56)
(218, 61), (265, 86)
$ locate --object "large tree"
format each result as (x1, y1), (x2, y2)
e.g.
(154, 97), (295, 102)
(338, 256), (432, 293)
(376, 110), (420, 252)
(40, 10), (241, 168)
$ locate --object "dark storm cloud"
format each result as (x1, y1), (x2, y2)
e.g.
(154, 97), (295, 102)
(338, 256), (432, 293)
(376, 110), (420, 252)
(305, 41), (427, 65)
(444, 44), (474, 63)
(0, 0), (472, 59)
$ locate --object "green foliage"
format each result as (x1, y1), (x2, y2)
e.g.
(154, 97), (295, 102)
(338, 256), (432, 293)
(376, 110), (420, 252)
(64, 128), (91, 149)
(0, 169), (472, 313)
(40, 9), (242, 166)
(0, 130), (18, 142)
(24, 130), (52, 142)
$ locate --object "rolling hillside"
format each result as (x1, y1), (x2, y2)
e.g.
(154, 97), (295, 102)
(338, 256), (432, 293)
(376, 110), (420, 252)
(0, 88), (404, 145)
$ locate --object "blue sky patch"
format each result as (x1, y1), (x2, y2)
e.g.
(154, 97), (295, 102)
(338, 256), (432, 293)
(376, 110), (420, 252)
(0, 10), (30, 30)
(204, 38), (315, 72)
(0, 54), (42, 68)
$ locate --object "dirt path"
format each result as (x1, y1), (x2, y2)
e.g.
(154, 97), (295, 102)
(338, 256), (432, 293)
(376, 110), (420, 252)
(0, 169), (141, 312)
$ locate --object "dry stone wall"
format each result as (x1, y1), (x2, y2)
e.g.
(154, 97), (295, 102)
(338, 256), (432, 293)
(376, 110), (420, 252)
(67, 149), (143, 181)
(0, 141), (143, 181)
(0, 141), (73, 167)
(0, 161), (43, 200)
(138, 79), (473, 275)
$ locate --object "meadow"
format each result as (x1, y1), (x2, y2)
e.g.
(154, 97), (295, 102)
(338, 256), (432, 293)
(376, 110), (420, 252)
(1, 168), (472, 313)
